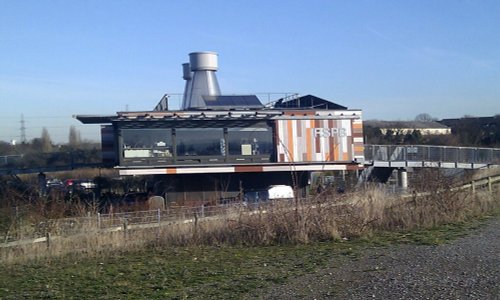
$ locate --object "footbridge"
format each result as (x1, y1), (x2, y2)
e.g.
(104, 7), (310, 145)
(365, 145), (500, 169)
(361, 145), (500, 188)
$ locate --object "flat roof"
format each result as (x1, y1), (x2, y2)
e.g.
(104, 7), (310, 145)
(76, 109), (363, 124)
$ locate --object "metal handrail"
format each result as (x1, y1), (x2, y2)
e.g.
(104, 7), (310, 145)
(365, 145), (500, 165)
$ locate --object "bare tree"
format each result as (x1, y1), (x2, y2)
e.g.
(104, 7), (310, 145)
(69, 126), (81, 147)
(41, 127), (53, 152)
(415, 113), (436, 122)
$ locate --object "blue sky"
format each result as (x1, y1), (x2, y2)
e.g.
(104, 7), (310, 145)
(1, 0), (499, 143)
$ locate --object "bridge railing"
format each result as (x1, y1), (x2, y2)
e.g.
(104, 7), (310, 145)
(365, 145), (500, 165)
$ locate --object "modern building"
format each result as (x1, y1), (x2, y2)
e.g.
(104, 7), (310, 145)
(77, 52), (364, 205)
(365, 120), (451, 136)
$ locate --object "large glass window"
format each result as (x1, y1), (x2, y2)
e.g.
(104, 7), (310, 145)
(122, 129), (173, 158)
(176, 128), (225, 157)
(227, 125), (273, 156)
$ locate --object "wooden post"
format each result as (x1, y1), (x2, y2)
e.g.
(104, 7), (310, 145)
(488, 177), (492, 193)
(156, 209), (161, 242)
(97, 213), (101, 229)
(123, 219), (128, 240)
(471, 180), (476, 194)
(46, 232), (50, 249)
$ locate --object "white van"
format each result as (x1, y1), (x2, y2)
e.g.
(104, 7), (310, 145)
(243, 185), (294, 204)
(267, 185), (294, 200)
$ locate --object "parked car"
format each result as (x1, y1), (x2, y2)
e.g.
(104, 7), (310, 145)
(46, 178), (64, 192)
(65, 179), (97, 191)
(46, 178), (64, 189)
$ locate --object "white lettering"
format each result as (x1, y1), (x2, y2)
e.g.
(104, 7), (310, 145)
(312, 128), (347, 138)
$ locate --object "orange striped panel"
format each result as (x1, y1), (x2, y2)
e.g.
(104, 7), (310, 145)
(342, 152), (348, 161)
(306, 120), (312, 161)
(354, 145), (364, 155)
(235, 166), (264, 172)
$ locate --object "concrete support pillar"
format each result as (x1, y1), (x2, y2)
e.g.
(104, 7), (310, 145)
(398, 168), (408, 191)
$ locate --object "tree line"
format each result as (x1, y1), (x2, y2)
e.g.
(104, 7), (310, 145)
(364, 114), (500, 147)
(0, 126), (101, 168)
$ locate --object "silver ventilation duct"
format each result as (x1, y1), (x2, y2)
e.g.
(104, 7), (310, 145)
(181, 51), (221, 110)
(181, 63), (192, 110)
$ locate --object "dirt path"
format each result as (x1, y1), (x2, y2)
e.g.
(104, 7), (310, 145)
(258, 217), (500, 299)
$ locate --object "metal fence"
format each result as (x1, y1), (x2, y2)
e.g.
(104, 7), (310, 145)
(2, 173), (500, 250)
(365, 145), (500, 165)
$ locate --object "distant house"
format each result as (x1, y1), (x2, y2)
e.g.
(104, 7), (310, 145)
(365, 121), (451, 136)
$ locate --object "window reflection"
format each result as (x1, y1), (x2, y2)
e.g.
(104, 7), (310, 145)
(120, 123), (274, 163)
(176, 128), (225, 156)
(122, 129), (172, 158)
(227, 126), (273, 156)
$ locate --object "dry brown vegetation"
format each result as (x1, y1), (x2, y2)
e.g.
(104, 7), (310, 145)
(1, 171), (499, 264)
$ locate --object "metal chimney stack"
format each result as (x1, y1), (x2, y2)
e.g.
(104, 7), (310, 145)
(181, 63), (192, 110)
(181, 51), (221, 110)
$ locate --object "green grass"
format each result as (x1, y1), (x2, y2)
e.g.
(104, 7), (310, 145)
(1, 213), (497, 299)
(0, 243), (351, 299)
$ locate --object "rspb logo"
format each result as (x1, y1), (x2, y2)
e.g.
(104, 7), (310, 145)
(312, 128), (347, 138)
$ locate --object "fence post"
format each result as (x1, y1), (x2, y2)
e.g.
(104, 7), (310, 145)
(156, 209), (161, 242)
(123, 218), (128, 239)
(97, 213), (101, 229)
(46, 232), (50, 249)
(471, 180), (476, 194)
(488, 177), (492, 193)
(15, 206), (20, 240)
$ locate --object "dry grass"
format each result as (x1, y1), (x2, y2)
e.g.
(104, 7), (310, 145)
(1, 174), (499, 264)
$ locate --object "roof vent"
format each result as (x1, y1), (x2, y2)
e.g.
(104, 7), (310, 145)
(181, 51), (221, 110)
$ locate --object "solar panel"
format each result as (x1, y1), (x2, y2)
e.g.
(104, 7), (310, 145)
(273, 94), (347, 110)
(202, 95), (263, 109)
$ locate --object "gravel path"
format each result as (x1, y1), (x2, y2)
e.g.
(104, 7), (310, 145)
(259, 217), (500, 299)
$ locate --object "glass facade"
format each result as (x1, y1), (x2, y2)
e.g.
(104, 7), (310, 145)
(122, 129), (173, 159)
(227, 127), (273, 157)
(119, 122), (274, 165)
(176, 128), (225, 157)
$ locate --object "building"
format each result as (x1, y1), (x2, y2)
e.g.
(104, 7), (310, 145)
(77, 52), (364, 205)
(365, 120), (451, 136)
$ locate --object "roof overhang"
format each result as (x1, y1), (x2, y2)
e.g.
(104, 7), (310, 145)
(75, 109), (363, 125)
(74, 115), (115, 124)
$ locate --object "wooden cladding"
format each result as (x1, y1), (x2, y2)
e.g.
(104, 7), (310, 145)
(276, 119), (364, 163)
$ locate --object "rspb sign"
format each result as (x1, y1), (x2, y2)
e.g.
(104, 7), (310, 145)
(312, 127), (347, 138)
(276, 119), (358, 163)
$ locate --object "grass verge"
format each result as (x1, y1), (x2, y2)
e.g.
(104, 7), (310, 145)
(1, 211), (498, 300)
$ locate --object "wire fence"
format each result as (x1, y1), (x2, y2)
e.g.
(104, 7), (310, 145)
(2, 173), (499, 250)
(1, 203), (256, 246)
